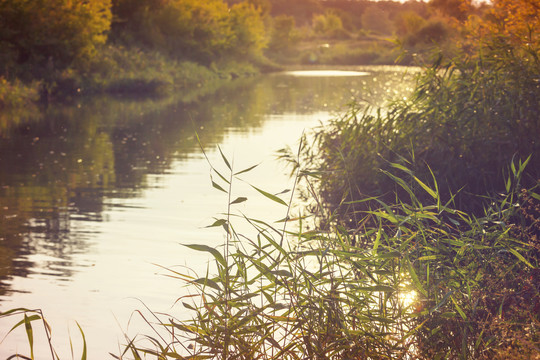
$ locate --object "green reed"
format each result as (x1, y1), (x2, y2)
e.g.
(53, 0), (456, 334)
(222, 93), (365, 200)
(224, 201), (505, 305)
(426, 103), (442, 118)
(291, 34), (540, 220)
(118, 135), (538, 359)
(0, 307), (87, 360)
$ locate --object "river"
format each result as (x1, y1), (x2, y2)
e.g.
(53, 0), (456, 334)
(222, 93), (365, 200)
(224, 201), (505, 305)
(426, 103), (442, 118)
(0, 66), (416, 358)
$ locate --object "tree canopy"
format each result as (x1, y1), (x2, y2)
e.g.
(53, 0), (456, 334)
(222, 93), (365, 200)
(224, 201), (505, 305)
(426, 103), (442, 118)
(0, 0), (112, 78)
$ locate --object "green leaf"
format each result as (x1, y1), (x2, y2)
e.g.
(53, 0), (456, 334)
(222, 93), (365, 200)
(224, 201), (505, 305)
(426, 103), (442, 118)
(234, 164), (258, 176)
(206, 218), (227, 228)
(0, 308), (34, 317)
(418, 255), (440, 261)
(182, 302), (196, 311)
(431, 290), (454, 312)
(377, 251), (401, 259)
(390, 162), (413, 175)
(5, 314), (41, 338)
(530, 192), (540, 201)
(77, 322), (87, 360)
(218, 145), (231, 171)
(407, 259), (427, 297)
(211, 180), (227, 193)
(193, 277), (221, 291)
(451, 296), (467, 320)
(440, 312), (457, 318)
(230, 197), (248, 205)
(413, 175), (437, 199)
(24, 314), (34, 360)
(183, 244), (227, 268)
(505, 176), (512, 192)
(507, 247), (534, 268)
(271, 270), (293, 277)
(251, 185), (288, 206)
(519, 155), (531, 174)
(372, 223), (382, 252)
(358, 285), (395, 292)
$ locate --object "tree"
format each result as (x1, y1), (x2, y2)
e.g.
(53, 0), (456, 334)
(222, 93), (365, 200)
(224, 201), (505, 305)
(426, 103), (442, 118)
(110, 0), (267, 64)
(269, 0), (322, 26)
(312, 11), (344, 38)
(361, 5), (394, 35)
(429, 0), (472, 21)
(395, 11), (427, 37)
(0, 0), (112, 78)
(228, 2), (267, 57)
(269, 15), (296, 52)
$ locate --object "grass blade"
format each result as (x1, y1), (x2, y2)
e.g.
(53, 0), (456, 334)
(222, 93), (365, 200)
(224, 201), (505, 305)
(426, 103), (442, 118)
(251, 185), (288, 206)
(23, 314), (34, 360)
(183, 244), (227, 268)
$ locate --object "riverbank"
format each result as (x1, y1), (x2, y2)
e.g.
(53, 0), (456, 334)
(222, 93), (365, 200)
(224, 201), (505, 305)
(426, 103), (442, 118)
(266, 36), (406, 66)
(0, 45), (282, 133)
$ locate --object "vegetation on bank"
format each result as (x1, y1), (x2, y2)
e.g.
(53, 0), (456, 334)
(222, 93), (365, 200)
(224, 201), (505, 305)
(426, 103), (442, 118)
(0, 0), (271, 114)
(115, 153), (537, 359)
(291, 0), (540, 219)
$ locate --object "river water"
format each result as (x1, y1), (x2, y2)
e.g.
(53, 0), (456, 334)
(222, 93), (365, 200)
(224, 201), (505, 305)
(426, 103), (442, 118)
(0, 66), (416, 358)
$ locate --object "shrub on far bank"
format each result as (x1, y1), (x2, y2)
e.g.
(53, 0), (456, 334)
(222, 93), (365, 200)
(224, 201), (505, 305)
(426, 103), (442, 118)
(0, 77), (41, 135)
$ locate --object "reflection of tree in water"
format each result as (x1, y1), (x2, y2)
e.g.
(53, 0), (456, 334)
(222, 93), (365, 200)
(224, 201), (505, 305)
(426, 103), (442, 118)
(0, 109), (114, 288)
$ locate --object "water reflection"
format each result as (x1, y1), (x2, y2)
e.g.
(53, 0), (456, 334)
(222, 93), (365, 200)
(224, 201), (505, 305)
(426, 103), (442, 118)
(0, 66), (416, 357)
(284, 70), (370, 77)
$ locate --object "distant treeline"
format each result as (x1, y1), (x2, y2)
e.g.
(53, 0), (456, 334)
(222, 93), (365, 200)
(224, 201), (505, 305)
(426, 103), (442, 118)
(0, 0), (267, 81)
(0, 0), (492, 82)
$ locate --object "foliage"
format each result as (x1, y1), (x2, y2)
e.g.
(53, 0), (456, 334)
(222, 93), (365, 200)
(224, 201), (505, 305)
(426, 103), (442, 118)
(0, 77), (40, 133)
(228, 2), (268, 57)
(0, 77), (39, 110)
(401, 18), (452, 48)
(430, 0), (473, 22)
(268, 15), (298, 53)
(299, 42), (398, 66)
(121, 144), (539, 359)
(268, 0), (322, 26)
(394, 11), (427, 37)
(361, 5), (394, 36)
(312, 11), (348, 39)
(465, 0), (540, 52)
(293, 0), (540, 219)
(110, 0), (267, 64)
(0, 0), (112, 78)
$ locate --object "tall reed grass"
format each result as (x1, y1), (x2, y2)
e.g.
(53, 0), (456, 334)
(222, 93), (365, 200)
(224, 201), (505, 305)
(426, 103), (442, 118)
(118, 141), (538, 359)
(291, 40), (540, 220)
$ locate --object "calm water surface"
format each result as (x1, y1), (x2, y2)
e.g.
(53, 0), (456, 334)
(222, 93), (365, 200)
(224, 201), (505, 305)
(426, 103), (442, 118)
(0, 66), (416, 358)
